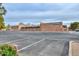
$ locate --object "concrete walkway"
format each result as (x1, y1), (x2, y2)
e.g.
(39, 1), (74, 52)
(69, 41), (79, 56)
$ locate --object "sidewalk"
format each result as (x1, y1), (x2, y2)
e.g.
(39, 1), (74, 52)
(69, 41), (79, 56)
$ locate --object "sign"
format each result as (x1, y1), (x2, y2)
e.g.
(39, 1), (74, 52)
(0, 8), (6, 15)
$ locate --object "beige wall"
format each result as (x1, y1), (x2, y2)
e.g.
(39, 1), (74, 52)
(20, 27), (40, 31)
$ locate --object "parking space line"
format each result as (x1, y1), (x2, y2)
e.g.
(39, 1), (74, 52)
(0, 38), (28, 45)
(18, 39), (46, 52)
(6, 38), (27, 44)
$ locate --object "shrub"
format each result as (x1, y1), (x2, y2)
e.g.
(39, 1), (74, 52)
(0, 44), (18, 56)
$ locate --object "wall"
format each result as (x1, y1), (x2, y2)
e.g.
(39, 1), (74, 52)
(20, 27), (40, 31)
(40, 23), (64, 32)
(9, 22), (68, 32)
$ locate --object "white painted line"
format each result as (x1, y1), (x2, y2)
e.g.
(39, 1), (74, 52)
(0, 38), (28, 45)
(0, 40), (6, 43)
(18, 39), (46, 52)
(5, 38), (28, 44)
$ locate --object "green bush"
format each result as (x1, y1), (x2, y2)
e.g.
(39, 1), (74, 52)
(0, 44), (18, 56)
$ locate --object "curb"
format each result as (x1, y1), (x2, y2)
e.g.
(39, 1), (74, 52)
(69, 41), (74, 56)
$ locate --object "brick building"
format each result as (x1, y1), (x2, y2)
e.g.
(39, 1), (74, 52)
(9, 22), (68, 32)
(40, 22), (63, 32)
(20, 26), (40, 31)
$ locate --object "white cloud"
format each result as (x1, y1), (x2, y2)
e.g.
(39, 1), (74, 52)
(3, 3), (79, 25)
(4, 9), (79, 20)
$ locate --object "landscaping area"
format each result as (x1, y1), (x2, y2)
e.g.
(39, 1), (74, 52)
(0, 44), (18, 56)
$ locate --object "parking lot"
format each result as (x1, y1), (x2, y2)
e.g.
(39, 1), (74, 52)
(0, 31), (79, 56)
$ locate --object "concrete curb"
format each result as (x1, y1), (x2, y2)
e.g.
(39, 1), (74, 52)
(69, 41), (74, 56)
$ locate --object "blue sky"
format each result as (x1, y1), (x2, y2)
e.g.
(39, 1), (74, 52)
(3, 3), (79, 26)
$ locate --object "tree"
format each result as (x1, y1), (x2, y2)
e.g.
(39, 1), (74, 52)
(70, 22), (79, 30)
(6, 24), (10, 30)
(0, 3), (6, 30)
(0, 15), (5, 30)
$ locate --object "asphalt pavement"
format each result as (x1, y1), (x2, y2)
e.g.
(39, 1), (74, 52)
(0, 31), (79, 56)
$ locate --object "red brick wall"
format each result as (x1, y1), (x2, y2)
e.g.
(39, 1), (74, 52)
(40, 23), (64, 32)
(15, 22), (68, 32)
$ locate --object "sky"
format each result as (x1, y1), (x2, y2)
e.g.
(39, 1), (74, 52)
(3, 3), (79, 26)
